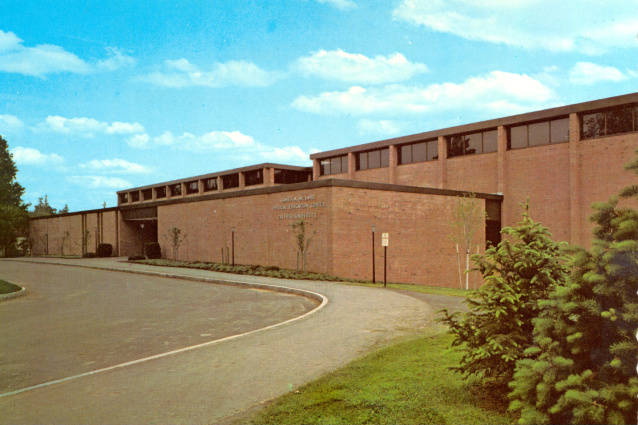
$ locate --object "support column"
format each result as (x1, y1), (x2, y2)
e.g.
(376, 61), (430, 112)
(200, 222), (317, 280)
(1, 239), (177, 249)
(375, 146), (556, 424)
(198, 180), (204, 194)
(312, 159), (320, 180)
(437, 136), (447, 189)
(238, 172), (245, 189)
(217, 176), (224, 191)
(266, 167), (275, 186)
(569, 112), (581, 246)
(347, 152), (356, 180)
(497, 125), (507, 194)
(389, 145), (398, 184)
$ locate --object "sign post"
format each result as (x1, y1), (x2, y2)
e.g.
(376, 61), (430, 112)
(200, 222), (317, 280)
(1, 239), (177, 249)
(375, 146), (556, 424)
(381, 233), (389, 287)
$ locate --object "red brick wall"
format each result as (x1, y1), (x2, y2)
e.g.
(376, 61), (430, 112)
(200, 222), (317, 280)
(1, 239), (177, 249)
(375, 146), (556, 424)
(446, 153), (498, 194)
(157, 187), (332, 272)
(503, 143), (571, 241)
(395, 161), (440, 188)
(329, 187), (485, 288)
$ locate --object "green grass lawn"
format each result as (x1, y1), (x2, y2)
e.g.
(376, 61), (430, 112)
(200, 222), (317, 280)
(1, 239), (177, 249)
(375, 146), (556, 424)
(244, 332), (512, 425)
(0, 279), (21, 294)
(132, 259), (468, 297)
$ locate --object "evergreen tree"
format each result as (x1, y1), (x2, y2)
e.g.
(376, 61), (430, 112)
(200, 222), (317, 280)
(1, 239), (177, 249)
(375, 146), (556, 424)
(440, 207), (569, 397)
(0, 136), (25, 206)
(509, 154), (638, 425)
(0, 135), (28, 256)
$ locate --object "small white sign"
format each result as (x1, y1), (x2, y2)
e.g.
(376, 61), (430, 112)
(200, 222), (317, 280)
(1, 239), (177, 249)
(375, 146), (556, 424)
(381, 232), (389, 247)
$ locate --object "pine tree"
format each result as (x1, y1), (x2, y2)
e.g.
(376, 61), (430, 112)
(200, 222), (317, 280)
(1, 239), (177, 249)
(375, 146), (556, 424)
(439, 206), (569, 397)
(509, 153), (638, 425)
(0, 136), (28, 256)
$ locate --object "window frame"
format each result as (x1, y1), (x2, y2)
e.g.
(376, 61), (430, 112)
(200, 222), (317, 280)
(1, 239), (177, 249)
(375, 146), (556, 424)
(356, 147), (390, 171)
(508, 117), (570, 150)
(448, 128), (498, 158)
(398, 139), (438, 165)
(580, 103), (637, 140)
(319, 155), (348, 176)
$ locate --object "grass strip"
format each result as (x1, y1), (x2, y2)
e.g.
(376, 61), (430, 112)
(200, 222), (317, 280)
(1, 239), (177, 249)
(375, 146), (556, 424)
(245, 332), (512, 425)
(131, 259), (467, 297)
(0, 279), (21, 294)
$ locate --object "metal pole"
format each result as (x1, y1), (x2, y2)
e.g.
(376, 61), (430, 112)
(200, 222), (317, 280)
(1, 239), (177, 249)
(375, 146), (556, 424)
(384, 246), (387, 288)
(231, 229), (235, 267)
(372, 227), (376, 283)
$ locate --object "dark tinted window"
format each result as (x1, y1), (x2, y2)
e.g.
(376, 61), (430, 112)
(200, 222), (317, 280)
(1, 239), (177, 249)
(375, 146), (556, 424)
(581, 104), (637, 139)
(529, 121), (549, 146)
(466, 133), (482, 154)
(204, 178), (218, 191)
(380, 148), (389, 167)
(185, 180), (199, 194)
(368, 149), (380, 168)
(155, 186), (166, 198)
(550, 118), (569, 143)
(130, 191), (139, 202)
(426, 140), (439, 160)
(142, 189), (152, 200)
(483, 130), (498, 153)
(244, 169), (263, 186)
(400, 144), (412, 164)
(170, 184), (181, 196)
(447, 135), (465, 157)
(222, 174), (239, 189)
(274, 169), (311, 184)
(319, 155), (347, 176)
(119, 193), (128, 203)
(510, 125), (527, 149)
(412, 142), (427, 162)
(330, 156), (342, 174)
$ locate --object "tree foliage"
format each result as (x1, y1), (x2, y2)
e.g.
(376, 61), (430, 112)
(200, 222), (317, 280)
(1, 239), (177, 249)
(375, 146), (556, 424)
(509, 153), (638, 425)
(440, 207), (569, 396)
(0, 136), (28, 255)
(29, 195), (57, 217)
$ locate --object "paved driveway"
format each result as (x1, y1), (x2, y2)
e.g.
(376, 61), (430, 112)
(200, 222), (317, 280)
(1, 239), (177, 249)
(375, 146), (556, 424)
(0, 258), (436, 424)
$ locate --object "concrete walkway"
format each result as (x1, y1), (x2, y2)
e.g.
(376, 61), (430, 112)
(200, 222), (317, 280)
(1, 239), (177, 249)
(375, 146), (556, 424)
(0, 257), (457, 424)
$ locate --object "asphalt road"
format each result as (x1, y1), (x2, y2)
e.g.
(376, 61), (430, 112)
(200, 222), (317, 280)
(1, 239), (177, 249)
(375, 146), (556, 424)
(0, 258), (437, 424)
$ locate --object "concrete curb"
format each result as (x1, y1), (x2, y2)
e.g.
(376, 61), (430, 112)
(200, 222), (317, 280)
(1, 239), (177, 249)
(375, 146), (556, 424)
(0, 285), (26, 302)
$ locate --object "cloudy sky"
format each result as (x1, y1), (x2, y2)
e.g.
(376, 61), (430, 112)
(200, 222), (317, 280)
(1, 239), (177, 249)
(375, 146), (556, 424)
(2, 0), (637, 211)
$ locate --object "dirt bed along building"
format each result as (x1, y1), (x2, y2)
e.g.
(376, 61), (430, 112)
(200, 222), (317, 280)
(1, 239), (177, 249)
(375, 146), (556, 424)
(28, 93), (638, 287)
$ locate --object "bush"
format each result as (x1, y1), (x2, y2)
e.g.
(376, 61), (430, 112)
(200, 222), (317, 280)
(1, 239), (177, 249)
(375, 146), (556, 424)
(509, 154), (638, 425)
(144, 242), (161, 259)
(96, 243), (112, 257)
(439, 207), (569, 397)
(128, 255), (145, 261)
(83, 252), (96, 258)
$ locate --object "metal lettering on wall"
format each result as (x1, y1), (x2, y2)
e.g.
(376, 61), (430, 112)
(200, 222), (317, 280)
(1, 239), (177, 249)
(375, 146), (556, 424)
(272, 194), (327, 220)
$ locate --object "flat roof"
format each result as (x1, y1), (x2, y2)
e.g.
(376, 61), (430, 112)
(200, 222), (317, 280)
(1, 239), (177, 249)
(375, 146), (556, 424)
(310, 91), (638, 159)
(118, 162), (311, 194)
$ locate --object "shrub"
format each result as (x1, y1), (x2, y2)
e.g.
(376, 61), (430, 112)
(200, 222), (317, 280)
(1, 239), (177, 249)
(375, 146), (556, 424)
(96, 243), (112, 257)
(509, 154), (638, 425)
(439, 207), (569, 397)
(128, 255), (145, 261)
(144, 242), (161, 259)
(83, 252), (96, 258)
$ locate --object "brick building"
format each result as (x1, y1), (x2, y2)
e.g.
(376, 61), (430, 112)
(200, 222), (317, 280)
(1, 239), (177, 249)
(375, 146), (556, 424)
(29, 93), (638, 287)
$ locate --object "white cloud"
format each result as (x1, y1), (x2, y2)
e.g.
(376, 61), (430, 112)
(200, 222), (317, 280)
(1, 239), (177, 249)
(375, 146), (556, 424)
(128, 128), (312, 165)
(314, 0), (357, 10)
(80, 159), (151, 174)
(569, 62), (627, 85)
(393, 0), (638, 53)
(357, 119), (404, 136)
(0, 114), (24, 130)
(40, 115), (145, 138)
(11, 146), (63, 165)
(96, 47), (136, 71)
(0, 30), (135, 77)
(126, 133), (150, 148)
(296, 49), (428, 84)
(292, 70), (554, 116)
(141, 58), (281, 88)
(67, 176), (131, 189)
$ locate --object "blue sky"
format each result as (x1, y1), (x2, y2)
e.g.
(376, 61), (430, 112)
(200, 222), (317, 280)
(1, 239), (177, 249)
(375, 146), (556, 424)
(2, 0), (637, 211)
